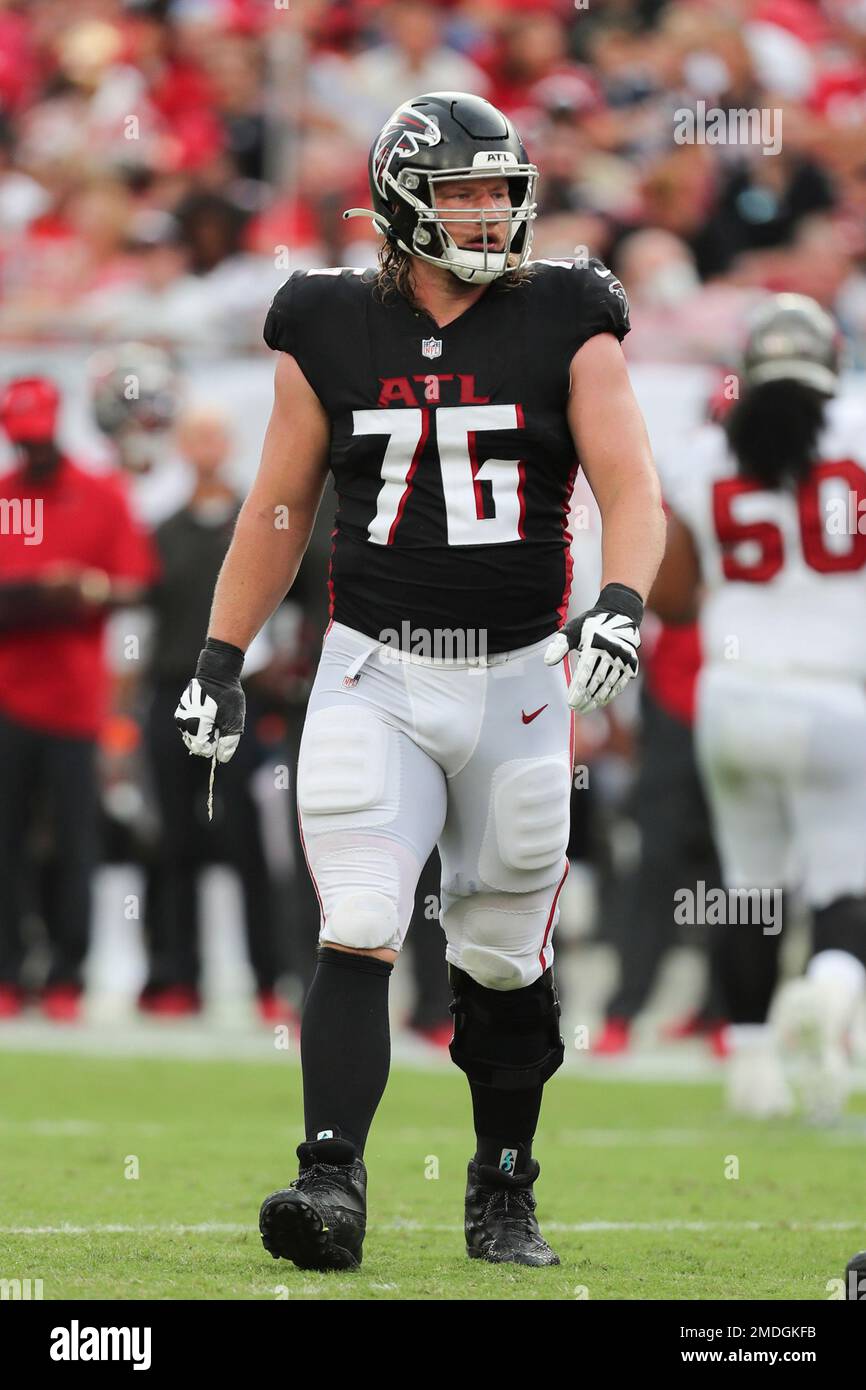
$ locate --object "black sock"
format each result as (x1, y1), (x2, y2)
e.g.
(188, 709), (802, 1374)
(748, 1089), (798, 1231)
(470, 1083), (543, 1174)
(300, 946), (393, 1156)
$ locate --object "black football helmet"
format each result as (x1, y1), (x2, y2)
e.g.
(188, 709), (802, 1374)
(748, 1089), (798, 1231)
(344, 91), (538, 285)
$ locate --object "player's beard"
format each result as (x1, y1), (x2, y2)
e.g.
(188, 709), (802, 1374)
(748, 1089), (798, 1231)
(374, 241), (533, 308)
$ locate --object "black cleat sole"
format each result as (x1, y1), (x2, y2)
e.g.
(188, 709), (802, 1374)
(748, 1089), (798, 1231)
(467, 1246), (560, 1267)
(259, 1191), (361, 1272)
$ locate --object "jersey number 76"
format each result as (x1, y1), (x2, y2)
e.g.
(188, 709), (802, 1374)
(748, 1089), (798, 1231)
(354, 405), (527, 547)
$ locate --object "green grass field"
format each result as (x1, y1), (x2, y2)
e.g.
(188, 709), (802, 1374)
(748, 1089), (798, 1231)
(1, 1050), (864, 1300)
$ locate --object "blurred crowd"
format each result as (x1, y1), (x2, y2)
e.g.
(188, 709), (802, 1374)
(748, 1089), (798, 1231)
(2, 0), (866, 362)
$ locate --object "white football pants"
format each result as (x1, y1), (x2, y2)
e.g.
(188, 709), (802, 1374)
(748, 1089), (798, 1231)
(296, 622), (574, 990)
(696, 664), (866, 910)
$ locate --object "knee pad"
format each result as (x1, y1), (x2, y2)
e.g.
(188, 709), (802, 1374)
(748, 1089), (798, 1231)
(441, 882), (565, 989)
(312, 837), (418, 951)
(326, 889), (399, 950)
(459, 942), (532, 990)
(480, 758), (570, 891)
(813, 895), (866, 969)
(448, 964), (565, 1089)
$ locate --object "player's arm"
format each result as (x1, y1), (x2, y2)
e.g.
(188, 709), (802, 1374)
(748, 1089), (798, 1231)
(175, 352), (330, 762)
(567, 332), (664, 601)
(208, 352), (330, 650)
(647, 508), (702, 625)
(545, 333), (666, 713)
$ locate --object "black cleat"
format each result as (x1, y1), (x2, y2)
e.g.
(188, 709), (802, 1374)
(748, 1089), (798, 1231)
(846, 1250), (866, 1300)
(259, 1137), (367, 1272)
(465, 1158), (560, 1267)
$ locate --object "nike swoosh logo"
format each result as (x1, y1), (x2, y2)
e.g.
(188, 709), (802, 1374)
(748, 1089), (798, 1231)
(593, 266), (610, 278)
(521, 705), (548, 724)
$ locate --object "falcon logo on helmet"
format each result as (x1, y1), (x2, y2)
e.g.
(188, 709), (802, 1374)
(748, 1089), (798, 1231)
(372, 107), (442, 199)
(344, 91), (539, 286)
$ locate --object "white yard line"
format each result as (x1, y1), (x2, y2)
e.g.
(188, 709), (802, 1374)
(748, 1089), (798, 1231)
(2, 1219), (865, 1236)
(3, 1120), (864, 1145)
(0, 1120), (166, 1136)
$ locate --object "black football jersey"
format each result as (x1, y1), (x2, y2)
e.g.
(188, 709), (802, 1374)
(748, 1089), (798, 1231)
(263, 258), (629, 654)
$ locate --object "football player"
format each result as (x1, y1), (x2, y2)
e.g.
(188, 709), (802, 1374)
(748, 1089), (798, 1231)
(175, 92), (664, 1268)
(87, 341), (186, 524)
(651, 295), (866, 1122)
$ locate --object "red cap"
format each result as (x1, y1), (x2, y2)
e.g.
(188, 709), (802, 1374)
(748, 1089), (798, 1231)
(0, 376), (60, 442)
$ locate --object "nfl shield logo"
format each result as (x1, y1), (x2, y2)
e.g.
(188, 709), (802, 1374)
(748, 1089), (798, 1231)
(421, 336), (442, 360)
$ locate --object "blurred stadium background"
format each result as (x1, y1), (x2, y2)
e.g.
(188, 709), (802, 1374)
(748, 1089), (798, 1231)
(2, 0), (866, 1302)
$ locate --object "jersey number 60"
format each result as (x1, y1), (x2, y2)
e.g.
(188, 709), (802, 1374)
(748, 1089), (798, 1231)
(713, 459), (866, 581)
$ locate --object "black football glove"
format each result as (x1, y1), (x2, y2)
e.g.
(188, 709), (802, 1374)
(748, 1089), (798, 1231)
(544, 582), (643, 714)
(174, 637), (246, 763)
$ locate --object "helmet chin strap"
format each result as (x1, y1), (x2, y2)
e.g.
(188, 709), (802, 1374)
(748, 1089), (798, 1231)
(440, 245), (510, 284)
(342, 207), (514, 283)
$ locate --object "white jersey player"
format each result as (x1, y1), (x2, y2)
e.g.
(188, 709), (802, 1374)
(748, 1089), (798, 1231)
(652, 294), (866, 1121)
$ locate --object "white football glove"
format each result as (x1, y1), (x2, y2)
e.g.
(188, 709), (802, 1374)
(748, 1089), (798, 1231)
(174, 638), (245, 763)
(544, 583), (643, 714)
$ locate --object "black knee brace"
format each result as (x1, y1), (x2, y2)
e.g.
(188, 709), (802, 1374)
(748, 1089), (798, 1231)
(813, 895), (866, 970)
(448, 965), (565, 1089)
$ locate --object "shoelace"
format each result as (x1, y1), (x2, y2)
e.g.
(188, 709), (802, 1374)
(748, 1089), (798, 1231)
(292, 1162), (351, 1195)
(481, 1187), (537, 1228)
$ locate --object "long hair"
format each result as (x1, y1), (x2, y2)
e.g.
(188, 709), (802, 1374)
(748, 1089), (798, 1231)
(724, 379), (831, 490)
(373, 239), (536, 308)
